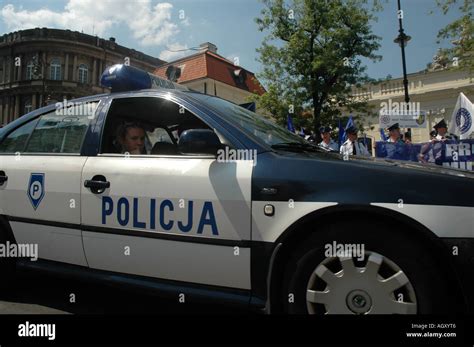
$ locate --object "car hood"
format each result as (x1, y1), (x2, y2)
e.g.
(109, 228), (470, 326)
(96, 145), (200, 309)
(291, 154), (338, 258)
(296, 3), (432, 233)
(252, 150), (474, 207)
(271, 149), (474, 179)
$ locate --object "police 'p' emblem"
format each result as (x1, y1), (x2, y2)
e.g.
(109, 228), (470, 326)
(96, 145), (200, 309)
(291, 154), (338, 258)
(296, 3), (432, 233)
(27, 173), (45, 210)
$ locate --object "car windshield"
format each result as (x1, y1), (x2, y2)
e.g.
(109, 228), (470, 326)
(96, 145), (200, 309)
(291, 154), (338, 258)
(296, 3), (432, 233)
(186, 93), (308, 147)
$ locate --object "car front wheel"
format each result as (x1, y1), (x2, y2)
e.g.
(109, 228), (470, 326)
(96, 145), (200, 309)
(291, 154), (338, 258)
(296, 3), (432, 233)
(282, 220), (459, 314)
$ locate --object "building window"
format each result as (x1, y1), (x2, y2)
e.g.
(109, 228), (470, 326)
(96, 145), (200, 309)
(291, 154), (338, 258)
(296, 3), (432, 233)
(24, 99), (32, 114)
(78, 64), (88, 84)
(26, 61), (34, 80)
(165, 65), (181, 82)
(232, 69), (246, 86)
(50, 58), (61, 80)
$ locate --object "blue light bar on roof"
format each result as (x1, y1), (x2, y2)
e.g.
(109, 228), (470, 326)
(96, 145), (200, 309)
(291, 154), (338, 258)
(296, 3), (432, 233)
(100, 64), (188, 93)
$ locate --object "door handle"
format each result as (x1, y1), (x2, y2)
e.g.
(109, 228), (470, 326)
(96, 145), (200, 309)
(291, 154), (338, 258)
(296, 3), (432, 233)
(0, 171), (8, 186)
(84, 175), (110, 194)
(84, 180), (110, 189)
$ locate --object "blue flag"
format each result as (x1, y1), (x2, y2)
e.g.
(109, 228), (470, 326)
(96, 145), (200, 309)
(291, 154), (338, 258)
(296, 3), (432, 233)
(343, 115), (354, 142)
(287, 114), (295, 133)
(379, 128), (388, 141)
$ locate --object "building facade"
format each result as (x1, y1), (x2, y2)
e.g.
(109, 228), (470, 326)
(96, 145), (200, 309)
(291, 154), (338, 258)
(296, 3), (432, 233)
(352, 67), (474, 144)
(154, 42), (265, 105)
(0, 28), (165, 125)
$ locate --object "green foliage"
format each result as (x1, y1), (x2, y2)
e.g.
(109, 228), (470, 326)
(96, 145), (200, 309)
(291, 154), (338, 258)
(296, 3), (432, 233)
(435, 0), (473, 74)
(253, 0), (383, 133)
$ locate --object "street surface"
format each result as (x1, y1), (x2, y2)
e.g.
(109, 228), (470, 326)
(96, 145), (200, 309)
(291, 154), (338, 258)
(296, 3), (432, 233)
(0, 271), (249, 314)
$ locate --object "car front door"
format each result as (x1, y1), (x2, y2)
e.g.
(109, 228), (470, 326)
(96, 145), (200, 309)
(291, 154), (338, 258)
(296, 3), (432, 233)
(0, 101), (99, 265)
(80, 95), (253, 290)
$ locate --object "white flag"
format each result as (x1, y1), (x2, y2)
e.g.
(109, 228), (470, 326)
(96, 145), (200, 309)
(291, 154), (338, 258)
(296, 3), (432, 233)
(449, 92), (474, 140)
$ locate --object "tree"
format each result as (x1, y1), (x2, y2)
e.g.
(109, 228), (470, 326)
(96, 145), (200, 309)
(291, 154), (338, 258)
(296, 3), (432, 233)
(435, 0), (473, 74)
(253, 0), (382, 138)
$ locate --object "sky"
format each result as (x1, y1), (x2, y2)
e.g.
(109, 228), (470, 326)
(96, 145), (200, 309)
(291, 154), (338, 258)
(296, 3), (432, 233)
(0, 0), (464, 81)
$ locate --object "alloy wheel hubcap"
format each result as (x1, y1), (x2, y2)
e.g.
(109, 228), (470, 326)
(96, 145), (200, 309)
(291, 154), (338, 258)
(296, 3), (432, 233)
(306, 251), (417, 314)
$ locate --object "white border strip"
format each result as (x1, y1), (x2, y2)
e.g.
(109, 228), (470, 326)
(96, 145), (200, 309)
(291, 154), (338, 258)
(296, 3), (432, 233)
(371, 203), (474, 238)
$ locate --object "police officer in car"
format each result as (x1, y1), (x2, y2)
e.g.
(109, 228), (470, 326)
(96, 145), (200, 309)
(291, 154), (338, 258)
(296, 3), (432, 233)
(340, 125), (370, 157)
(318, 126), (339, 151)
(115, 121), (147, 154)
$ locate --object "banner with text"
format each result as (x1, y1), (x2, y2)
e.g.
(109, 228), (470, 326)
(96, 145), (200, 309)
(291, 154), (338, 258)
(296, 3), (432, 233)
(379, 111), (427, 129)
(375, 139), (474, 171)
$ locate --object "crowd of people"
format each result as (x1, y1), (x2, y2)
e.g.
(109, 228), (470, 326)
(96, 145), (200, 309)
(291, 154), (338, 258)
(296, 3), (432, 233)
(299, 118), (459, 163)
(301, 125), (371, 157)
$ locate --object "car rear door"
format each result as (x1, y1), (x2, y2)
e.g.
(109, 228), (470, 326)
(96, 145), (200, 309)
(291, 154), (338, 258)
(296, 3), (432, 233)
(0, 101), (100, 265)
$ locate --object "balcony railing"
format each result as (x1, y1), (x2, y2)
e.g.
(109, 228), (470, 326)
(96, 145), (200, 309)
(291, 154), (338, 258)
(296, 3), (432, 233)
(351, 69), (472, 100)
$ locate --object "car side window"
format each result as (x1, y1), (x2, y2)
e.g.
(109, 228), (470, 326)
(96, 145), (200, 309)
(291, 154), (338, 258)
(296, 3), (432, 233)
(101, 96), (221, 156)
(24, 102), (98, 154)
(0, 119), (38, 153)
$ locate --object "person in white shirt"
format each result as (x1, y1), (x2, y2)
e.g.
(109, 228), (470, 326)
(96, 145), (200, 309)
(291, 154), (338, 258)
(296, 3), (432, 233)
(318, 126), (339, 151)
(433, 119), (458, 141)
(340, 125), (370, 157)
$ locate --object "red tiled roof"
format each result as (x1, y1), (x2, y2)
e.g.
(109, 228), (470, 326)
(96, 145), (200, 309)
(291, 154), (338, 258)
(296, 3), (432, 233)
(154, 51), (265, 95)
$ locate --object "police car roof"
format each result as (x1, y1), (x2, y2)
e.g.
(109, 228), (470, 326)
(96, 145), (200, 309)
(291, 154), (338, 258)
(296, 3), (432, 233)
(0, 88), (208, 138)
(100, 64), (188, 93)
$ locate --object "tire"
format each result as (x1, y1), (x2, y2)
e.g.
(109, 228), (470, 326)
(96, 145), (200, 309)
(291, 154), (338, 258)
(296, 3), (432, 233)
(281, 219), (459, 314)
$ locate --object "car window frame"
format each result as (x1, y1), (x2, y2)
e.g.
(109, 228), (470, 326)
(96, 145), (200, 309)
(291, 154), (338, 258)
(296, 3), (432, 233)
(0, 117), (40, 154)
(0, 99), (102, 157)
(183, 92), (268, 154)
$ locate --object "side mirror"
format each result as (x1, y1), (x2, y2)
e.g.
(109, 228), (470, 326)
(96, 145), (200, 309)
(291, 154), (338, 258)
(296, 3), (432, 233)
(178, 129), (222, 155)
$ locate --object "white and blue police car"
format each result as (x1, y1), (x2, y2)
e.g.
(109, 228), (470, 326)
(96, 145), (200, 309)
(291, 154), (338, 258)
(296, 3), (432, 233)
(0, 64), (473, 314)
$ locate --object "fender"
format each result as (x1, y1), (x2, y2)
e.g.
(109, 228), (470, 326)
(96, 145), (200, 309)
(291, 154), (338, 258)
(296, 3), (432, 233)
(259, 204), (467, 313)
